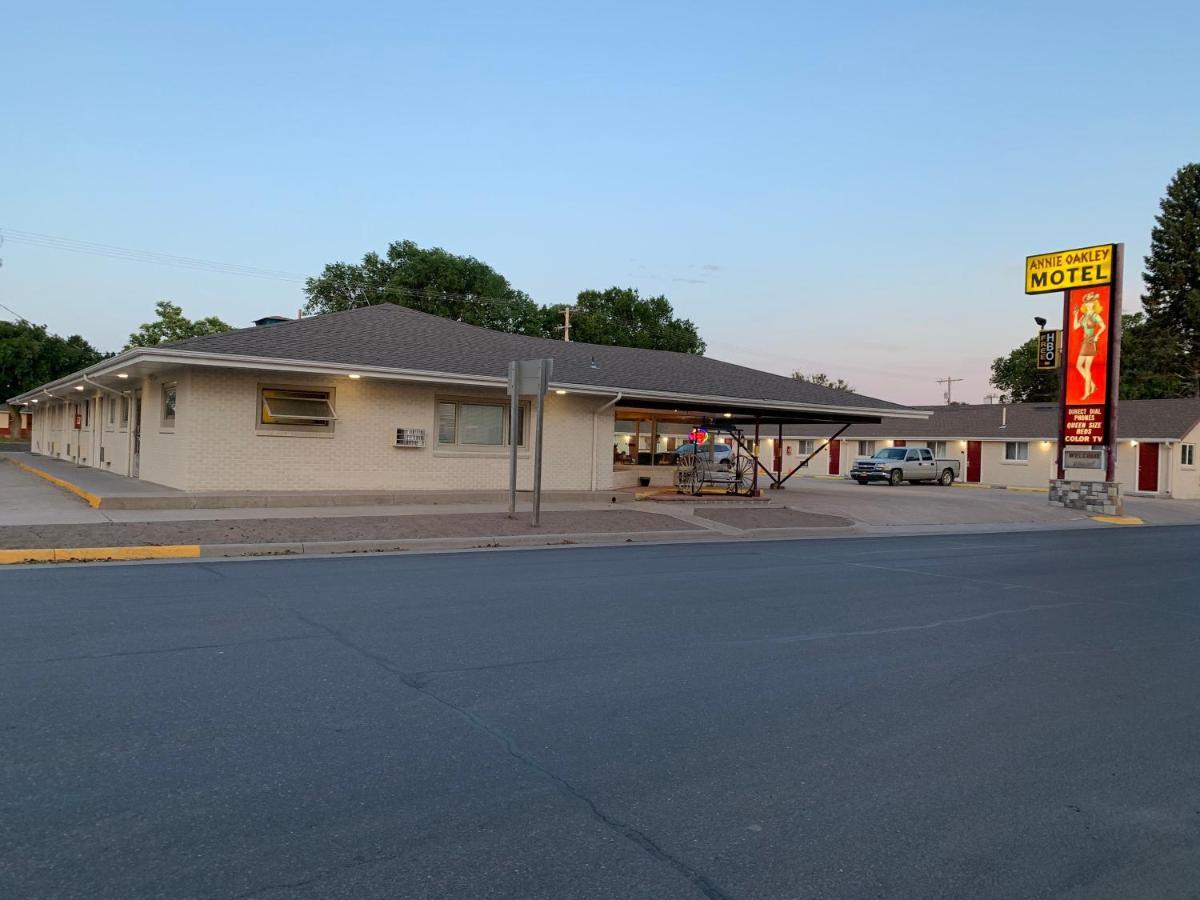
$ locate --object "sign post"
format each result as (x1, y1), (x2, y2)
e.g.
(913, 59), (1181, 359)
(1026, 242), (1123, 511)
(531, 359), (550, 527)
(507, 358), (553, 525)
(507, 361), (520, 517)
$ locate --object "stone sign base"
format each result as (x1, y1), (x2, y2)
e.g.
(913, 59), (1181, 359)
(1049, 479), (1123, 515)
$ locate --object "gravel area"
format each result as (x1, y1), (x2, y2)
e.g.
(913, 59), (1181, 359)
(693, 507), (853, 529)
(0, 509), (701, 549)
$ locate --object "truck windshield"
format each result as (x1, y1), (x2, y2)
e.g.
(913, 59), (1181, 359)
(874, 448), (908, 460)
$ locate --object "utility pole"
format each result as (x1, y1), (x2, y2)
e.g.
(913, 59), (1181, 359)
(936, 376), (964, 405)
(561, 306), (573, 342)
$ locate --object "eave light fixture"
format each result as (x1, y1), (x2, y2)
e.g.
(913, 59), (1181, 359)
(116, 373), (129, 379)
(347, 373), (361, 380)
(555, 389), (567, 395)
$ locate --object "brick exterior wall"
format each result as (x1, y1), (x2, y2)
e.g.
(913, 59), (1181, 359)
(131, 369), (615, 492)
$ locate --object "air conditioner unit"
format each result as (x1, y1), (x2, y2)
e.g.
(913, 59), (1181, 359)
(395, 428), (425, 448)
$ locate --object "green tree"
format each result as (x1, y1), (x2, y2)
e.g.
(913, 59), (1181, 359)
(551, 288), (705, 354)
(989, 337), (1058, 402)
(792, 371), (854, 392)
(126, 301), (232, 349)
(992, 314), (1188, 402)
(303, 240), (544, 335)
(1142, 163), (1200, 396)
(1119, 312), (1189, 399)
(1, 319), (106, 404)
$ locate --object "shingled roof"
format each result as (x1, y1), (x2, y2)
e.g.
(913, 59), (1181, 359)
(775, 399), (1200, 440)
(158, 304), (913, 414)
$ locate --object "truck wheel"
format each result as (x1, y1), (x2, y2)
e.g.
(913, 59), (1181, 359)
(856, 478), (869, 485)
(938, 468), (954, 486)
(889, 469), (903, 486)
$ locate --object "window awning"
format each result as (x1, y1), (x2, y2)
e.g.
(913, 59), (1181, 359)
(262, 393), (337, 422)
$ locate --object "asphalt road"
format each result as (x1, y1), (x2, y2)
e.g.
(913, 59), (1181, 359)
(4, 528), (1200, 899)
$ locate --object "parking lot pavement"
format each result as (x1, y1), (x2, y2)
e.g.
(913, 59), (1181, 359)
(0, 459), (109, 526)
(774, 478), (1092, 527)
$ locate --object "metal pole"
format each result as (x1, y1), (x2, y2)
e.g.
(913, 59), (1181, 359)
(752, 418), (760, 496)
(1106, 243), (1124, 484)
(1055, 293), (1069, 480)
(531, 360), (549, 526)
(508, 361), (519, 517)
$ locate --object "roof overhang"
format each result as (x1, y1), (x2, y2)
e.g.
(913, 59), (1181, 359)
(8, 347), (930, 422)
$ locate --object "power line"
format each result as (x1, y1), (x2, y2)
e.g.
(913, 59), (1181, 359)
(0, 301), (32, 323)
(936, 376), (964, 404)
(0, 228), (308, 282)
(0, 226), (565, 313)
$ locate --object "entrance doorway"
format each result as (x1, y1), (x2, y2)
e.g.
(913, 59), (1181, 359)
(1137, 442), (1159, 492)
(131, 389), (142, 478)
(966, 441), (982, 483)
(828, 440), (841, 475)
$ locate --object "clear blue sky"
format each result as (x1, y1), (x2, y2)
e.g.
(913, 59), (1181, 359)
(4, 1), (1197, 404)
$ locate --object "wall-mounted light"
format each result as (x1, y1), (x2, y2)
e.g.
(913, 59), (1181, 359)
(555, 389), (567, 395)
(723, 412), (732, 418)
(1042, 440), (1050, 447)
(347, 373), (361, 380)
(31, 398), (39, 404)
(1130, 440), (1138, 446)
(116, 373), (129, 379)
(74, 385), (84, 391)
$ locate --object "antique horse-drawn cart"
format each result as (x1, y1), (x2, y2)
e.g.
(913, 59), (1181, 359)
(674, 426), (756, 496)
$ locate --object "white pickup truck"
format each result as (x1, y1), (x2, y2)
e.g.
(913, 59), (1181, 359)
(849, 447), (960, 486)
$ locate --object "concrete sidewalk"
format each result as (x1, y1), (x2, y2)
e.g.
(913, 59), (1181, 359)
(8, 452), (1197, 565)
(4, 454), (634, 510)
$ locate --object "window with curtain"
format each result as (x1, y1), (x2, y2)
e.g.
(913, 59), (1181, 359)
(437, 400), (526, 448)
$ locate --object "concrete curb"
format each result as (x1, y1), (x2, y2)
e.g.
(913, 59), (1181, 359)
(0, 545), (201, 565)
(0, 530), (720, 565)
(197, 530), (724, 558)
(5, 457), (102, 508)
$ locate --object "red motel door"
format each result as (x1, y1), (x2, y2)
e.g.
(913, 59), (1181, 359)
(893, 440), (906, 447)
(1137, 443), (1159, 492)
(773, 441), (782, 472)
(828, 440), (841, 475)
(966, 441), (982, 483)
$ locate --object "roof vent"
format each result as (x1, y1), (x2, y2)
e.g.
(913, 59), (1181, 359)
(253, 315), (292, 327)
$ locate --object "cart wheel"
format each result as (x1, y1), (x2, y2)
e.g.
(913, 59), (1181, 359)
(731, 458), (754, 494)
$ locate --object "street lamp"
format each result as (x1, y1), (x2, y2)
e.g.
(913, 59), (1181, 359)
(1034, 316), (1047, 328)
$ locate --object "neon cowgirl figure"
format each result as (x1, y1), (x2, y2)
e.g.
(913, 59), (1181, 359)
(1072, 290), (1106, 401)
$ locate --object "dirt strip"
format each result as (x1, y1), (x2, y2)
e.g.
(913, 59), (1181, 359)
(0, 509), (701, 550)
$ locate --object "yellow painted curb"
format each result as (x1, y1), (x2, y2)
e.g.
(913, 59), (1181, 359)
(0, 545), (201, 565)
(1006, 486), (1049, 494)
(1090, 515), (1144, 526)
(0, 549), (55, 564)
(5, 458), (102, 508)
(952, 482), (993, 489)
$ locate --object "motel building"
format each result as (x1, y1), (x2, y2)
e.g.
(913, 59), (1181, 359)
(8, 304), (929, 494)
(745, 399), (1200, 500)
(0, 408), (32, 440)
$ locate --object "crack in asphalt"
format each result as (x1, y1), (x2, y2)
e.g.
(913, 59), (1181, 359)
(289, 609), (734, 900)
(227, 850), (409, 900)
(2, 632), (324, 666)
